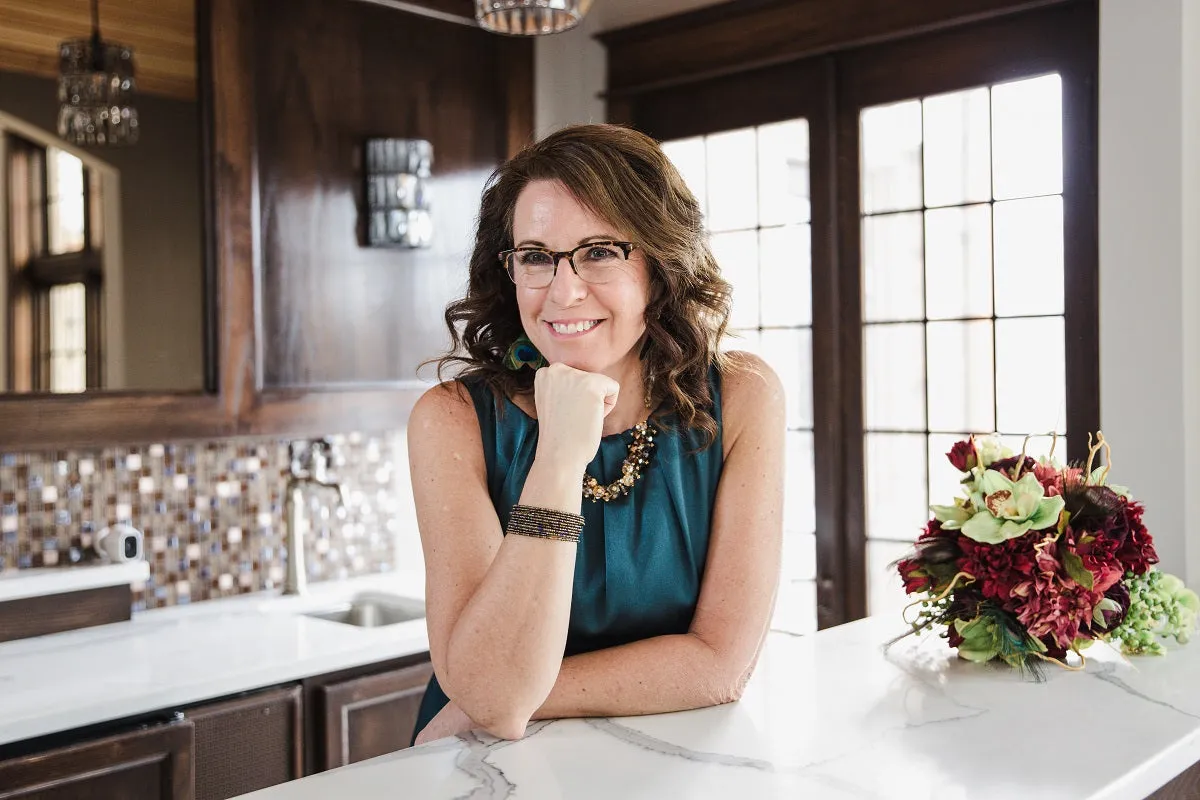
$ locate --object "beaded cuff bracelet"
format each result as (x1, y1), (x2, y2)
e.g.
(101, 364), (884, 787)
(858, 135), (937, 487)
(507, 504), (585, 544)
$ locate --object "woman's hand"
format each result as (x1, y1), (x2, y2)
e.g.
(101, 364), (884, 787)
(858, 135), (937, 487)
(413, 701), (481, 745)
(532, 363), (620, 474)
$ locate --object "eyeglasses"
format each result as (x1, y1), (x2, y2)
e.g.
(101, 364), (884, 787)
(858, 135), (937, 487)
(498, 241), (637, 289)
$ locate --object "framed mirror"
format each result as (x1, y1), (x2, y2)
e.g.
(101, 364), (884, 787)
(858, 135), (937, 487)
(0, 0), (208, 395)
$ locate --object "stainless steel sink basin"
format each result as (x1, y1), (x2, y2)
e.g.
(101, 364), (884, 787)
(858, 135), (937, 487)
(303, 592), (425, 628)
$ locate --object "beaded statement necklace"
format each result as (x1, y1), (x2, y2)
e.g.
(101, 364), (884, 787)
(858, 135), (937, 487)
(582, 396), (657, 502)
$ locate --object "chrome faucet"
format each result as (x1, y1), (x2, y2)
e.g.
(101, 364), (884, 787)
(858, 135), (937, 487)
(283, 438), (347, 596)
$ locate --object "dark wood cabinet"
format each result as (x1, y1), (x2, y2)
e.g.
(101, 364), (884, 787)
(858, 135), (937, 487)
(0, 657), (433, 798)
(315, 659), (435, 770)
(186, 686), (302, 800)
(1150, 760), (1200, 799)
(0, 719), (194, 800)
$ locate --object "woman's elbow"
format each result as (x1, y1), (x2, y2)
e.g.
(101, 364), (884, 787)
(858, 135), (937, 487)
(445, 695), (530, 741)
(479, 715), (530, 741)
(705, 656), (757, 706)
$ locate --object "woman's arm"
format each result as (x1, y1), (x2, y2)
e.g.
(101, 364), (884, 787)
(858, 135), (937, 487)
(533, 352), (786, 719)
(410, 368), (616, 740)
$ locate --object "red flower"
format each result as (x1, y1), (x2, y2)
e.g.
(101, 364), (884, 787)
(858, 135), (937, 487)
(1113, 499), (1158, 575)
(1068, 527), (1124, 594)
(1010, 537), (1104, 651)
(956, 534), (1038, 607)
(991, 454), (1037, 478)
(1032, 463), (1081, 497)
(897, 558), (930, 594)
(947, 440), (976, 472)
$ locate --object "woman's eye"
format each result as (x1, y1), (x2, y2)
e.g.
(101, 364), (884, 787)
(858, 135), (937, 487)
(519, 251), (552, 265)
(584, 246), (619, 261)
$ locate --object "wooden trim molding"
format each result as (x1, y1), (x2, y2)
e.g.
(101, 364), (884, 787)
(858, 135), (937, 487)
(600, 0), (1077, 96)
(353, 0), (477, 26)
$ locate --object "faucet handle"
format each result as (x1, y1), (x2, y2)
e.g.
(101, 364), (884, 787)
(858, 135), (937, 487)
(289, 438), (341, 482)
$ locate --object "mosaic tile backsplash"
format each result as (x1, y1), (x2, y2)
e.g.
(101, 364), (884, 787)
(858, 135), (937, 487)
(0, 433), (414, 610)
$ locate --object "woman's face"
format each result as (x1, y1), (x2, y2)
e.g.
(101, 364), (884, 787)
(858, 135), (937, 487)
(510, 179), (650, 377)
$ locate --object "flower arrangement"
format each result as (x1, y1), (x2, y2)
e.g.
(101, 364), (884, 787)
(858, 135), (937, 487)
(894, 433), (1198, 673)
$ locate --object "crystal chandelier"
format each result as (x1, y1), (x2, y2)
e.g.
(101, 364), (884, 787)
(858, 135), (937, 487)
(57, 0), (138, 147)
(475, 0), (590, 36)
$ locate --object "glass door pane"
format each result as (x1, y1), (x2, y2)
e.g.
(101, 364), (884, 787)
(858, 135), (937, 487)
(663, 119), (817, 633)
(858, 75), (1068, 620)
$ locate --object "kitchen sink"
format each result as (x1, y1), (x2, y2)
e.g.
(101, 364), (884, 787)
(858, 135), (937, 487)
(303, 592), (425, 628)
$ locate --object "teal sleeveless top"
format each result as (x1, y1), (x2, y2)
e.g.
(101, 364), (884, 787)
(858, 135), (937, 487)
(410, 368), (724, 743)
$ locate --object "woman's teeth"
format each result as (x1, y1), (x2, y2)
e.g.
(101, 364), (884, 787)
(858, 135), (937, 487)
(551, 320), (599, 335)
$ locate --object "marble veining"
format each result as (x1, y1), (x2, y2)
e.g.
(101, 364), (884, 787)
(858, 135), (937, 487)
(584, 717), (777, 772)
(1089, 660), (1200, 720)
(234, 615), (1200, 800)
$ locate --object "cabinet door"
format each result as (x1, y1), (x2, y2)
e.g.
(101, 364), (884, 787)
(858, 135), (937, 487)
(317, 658), (434, 770)
(0, 719), (194, 800)
(1150, 760), (1200, 799)
(186, 686), (302, 800)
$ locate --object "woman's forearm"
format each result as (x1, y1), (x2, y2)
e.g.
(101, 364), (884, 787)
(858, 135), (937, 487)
(531, 633), (753, 721)
(442, 457), (583, 737)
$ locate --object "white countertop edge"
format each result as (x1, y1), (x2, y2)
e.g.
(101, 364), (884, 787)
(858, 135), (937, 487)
(0, 628), (431, 747)
(1091, 727), (1200, 799)
(0, 561), (150, 603)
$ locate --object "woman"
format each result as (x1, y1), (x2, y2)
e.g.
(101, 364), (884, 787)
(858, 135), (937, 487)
(408, 123), (784, 744)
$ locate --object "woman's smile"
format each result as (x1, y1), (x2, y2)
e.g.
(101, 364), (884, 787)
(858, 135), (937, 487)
(545, 318), (605, 338)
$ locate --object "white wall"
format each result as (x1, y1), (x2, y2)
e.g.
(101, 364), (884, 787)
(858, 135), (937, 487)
(534, 14), (606, 139)
(536, 2), (1200, 583)
(1099, 0), (1200, 582)
(1184, 1), (1200, 587)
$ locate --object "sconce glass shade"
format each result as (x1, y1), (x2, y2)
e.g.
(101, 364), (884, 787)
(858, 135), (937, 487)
(365, 138), (433, 249)
(475, 0), (587, 35)
(57, 37), (138, 147)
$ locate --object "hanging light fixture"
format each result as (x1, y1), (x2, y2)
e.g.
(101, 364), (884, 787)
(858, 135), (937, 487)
(57, 0), (138, 147)
(475, 0), (591, 36)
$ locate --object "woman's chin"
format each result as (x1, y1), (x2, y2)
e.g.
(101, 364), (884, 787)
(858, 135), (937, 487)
(546, 355), (599, 372)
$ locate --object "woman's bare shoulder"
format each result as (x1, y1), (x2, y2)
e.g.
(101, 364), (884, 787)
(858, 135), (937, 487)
(716, 352), (785, 445)
(409, 380), (482, 449)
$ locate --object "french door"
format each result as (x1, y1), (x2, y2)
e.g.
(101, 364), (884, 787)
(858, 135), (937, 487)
(643, 2), (1098, 629)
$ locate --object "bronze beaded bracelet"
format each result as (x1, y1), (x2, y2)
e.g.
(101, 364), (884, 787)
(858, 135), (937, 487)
(506, 504), (585, 544)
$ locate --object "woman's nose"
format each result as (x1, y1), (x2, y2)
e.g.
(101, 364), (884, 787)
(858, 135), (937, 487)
(547, 255), (588, 305)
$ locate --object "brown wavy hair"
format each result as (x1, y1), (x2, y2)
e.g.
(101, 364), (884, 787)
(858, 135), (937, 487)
(431, 123), (732, 447)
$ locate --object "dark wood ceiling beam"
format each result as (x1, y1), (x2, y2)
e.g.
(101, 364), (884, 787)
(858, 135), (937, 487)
(599, 0), (1077, 95)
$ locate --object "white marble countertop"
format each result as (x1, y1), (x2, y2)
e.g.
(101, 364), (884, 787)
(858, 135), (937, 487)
(236, 615), (1200, 800)
(0, 570), (430, 747)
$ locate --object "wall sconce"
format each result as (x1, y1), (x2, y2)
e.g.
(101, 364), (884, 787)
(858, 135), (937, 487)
(365, 138), (433, 248)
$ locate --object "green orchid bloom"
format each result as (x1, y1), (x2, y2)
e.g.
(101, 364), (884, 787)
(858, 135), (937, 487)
(976, 435), (1012, 468)
(930, 500), (972, 530)
(960, 469), (1065, 544)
